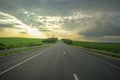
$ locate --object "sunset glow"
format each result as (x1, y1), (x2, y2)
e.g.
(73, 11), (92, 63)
(0, 0), (120, 42)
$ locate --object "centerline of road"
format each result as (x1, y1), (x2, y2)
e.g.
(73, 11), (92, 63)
(73, 73), (79, 80)
(63, 51), (66, 54)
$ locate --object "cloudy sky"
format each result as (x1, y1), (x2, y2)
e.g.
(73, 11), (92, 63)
(0, 0), (120, 42)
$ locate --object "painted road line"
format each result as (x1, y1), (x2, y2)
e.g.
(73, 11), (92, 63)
(0, 47), (52, 75)
(63, 51), (66, 54)
(73, 73), (79, 80)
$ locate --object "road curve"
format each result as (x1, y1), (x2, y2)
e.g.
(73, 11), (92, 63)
(0, 41), (120, 80)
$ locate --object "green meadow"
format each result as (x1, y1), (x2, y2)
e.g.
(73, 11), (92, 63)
(62, 39), (120, 58)
(72, 41), (120, 58)
(0, 37), (44, 50)
(0, 37), (58, 56)
(73, 41), (120, 53)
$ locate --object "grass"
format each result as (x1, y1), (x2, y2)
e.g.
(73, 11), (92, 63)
(0, 37), (56, 56)
(0, 42), (53, 56)
(72, 41), (120, 58)
(0, 37), (44, 50)
(73, 41), (120, 53)
(0, 46), (42, 56)
(0, 49), (27, 56)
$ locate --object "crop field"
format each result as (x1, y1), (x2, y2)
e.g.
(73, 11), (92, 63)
(73, 41), (120, 54)
(0, 37), (44, 50)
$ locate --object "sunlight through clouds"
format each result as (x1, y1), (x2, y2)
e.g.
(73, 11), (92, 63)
(0, 11), (46, 38)
(0, 0), (120, 42)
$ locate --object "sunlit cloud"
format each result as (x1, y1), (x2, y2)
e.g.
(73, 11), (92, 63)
(0, 11), (46, 38)
(0, 0), (120, 42)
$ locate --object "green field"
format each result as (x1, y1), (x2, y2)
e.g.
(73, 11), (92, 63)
(71, 41), (120, 58)
(0, 37), (58, 56)
(0, 37), (44, 50)
(73, 41), (120, 54)
(62, 39), (120, 58)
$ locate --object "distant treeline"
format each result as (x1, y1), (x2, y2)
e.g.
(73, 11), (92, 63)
(61, 39), (73, 44)
(42, 37), (58, 43)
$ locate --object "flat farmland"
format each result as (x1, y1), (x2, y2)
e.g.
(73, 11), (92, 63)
(0, 37), (44, 50)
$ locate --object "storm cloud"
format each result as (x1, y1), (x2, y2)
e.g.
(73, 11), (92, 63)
(0, 0), (120, 16)
(0, 0), (120, 42)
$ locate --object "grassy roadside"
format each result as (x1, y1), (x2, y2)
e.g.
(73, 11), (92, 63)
(73, 45), (120, 59)
(62, 39), (120, 59)
(0, 43), (53, 56)
(0, 37), (58, 56)
(73, 41), (120, 59)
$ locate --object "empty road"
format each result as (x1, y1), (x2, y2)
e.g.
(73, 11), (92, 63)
(0, 42), (120, 80)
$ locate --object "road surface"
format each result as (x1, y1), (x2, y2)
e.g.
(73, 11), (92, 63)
(0, 42), (120, 80)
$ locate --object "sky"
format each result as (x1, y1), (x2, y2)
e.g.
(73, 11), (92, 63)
(0, 0), (120, 42)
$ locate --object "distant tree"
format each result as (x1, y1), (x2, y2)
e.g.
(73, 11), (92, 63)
(42, 37), (58, 43)
(61, 39), (73, 44)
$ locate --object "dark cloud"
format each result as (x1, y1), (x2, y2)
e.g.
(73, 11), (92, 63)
(35, 27), (51, 32)
(61, 18), (80, 30)
(20, 31), (27, 34)
(79, 23), (120, 37)
(83, 36), (120, 42)
(0, 0), (120, 16)
(39, 28), (51, 32)
(0, 0), (120, 42)
(78, 14), (120, 37)
(0, 23), (15, 32)
(0, 23), (15, 28)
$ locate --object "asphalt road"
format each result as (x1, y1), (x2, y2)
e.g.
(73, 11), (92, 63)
(0, 41), (120, 80)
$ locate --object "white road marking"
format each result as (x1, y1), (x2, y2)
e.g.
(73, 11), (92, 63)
(81, 52), (120, 70)
(73, 73), (79, 80)
(63, 51), (66, 54)
(0, 47), (51, 75)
